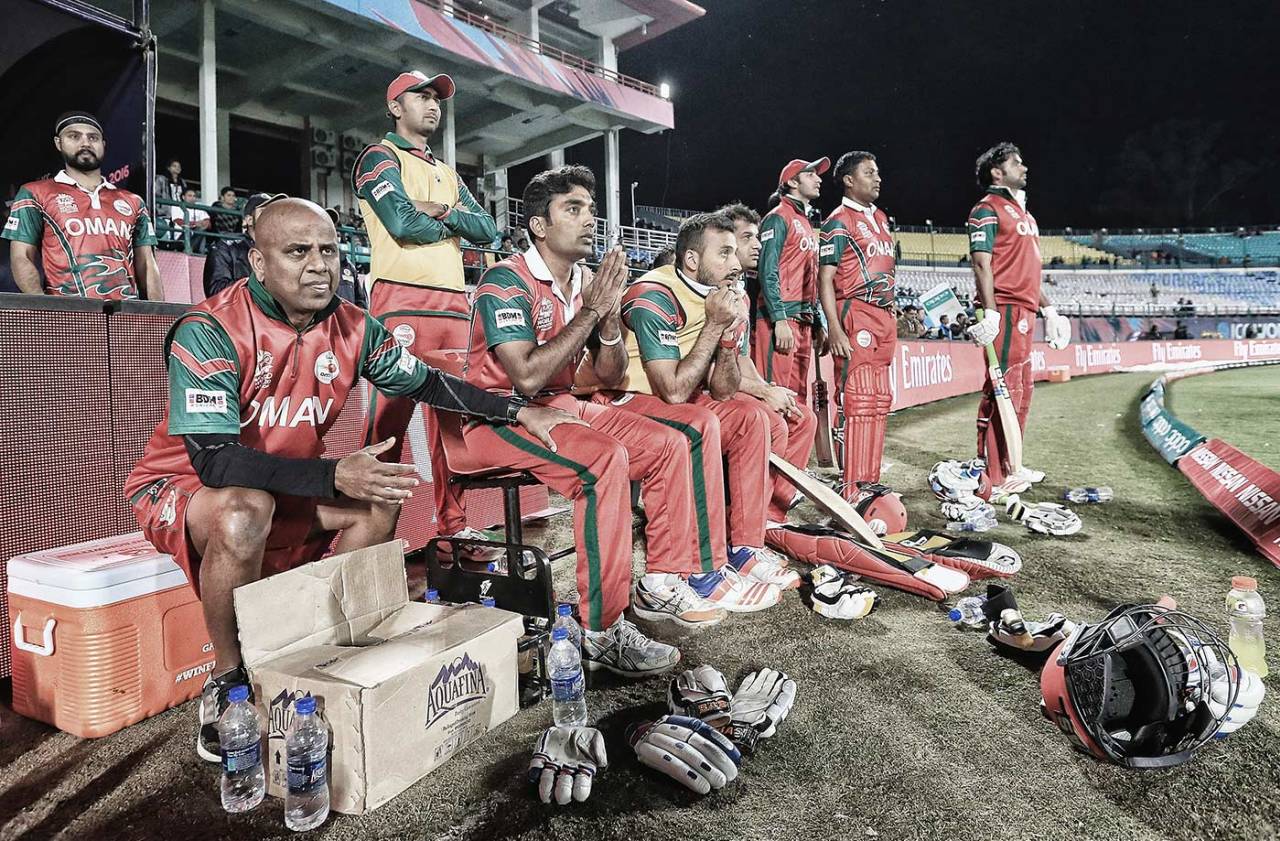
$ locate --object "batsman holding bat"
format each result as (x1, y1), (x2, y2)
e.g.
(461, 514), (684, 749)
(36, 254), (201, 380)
(965, 142), (1071, 493)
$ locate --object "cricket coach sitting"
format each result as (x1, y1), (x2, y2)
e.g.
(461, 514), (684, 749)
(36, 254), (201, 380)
(124, 197), (581, 762)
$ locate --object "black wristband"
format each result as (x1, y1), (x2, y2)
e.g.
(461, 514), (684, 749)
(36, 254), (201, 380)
(505, 394), (529, 425)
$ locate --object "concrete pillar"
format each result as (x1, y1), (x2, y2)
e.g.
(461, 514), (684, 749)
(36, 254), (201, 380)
(547, 148), (565, 168)
(599, 36), (617, 73)
(197, 0), (219, 203)
(485, 158), (510, 234)
(215, 108), (231, 193)
(604, 128), (620, 242)
(442, 97), (456, 166)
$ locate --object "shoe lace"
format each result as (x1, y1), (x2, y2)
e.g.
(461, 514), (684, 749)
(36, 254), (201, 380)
(613, 617), (654, 649)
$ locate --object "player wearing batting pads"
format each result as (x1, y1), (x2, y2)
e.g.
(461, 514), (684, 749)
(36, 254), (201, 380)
(966, 143), (1071, 492)
(818, 151), (897, 494)
(354, 71), (499, 550)
(580, 213), (797, 620)
(751, 157), (829, 407)
(721, 203), (820, 528)
(123, 199), (575, 762)
(464, 166), (714, 676)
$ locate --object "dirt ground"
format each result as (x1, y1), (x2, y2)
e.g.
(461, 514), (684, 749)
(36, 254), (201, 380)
(2, 370), (1277, 841)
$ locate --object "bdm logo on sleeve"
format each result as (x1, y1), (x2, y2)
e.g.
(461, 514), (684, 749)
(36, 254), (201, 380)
(185, 389), (227, 413)
(425, 653), (487, 729)
(494, 308), (526, 329)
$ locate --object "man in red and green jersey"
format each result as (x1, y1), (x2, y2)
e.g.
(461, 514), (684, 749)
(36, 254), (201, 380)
(354, 71), (499, 546)
(587, 212), (798, 621)
(752, 157), (828, 406)
(966, 142), (1071, 491)
(818, 151), (897, 493)
(124, 198), (573, 762)
(4, 112), (163, 300)
(465, 166), (700, 678)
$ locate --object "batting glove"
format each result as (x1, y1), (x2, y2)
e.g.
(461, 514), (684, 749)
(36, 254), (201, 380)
(987, 608), (1076, 657)
(968, 309), (1001, 347)
(528, 726), (608, 804)
(628, 715), (741, 795)
(728, 668), (797, 753)
(1004, 496), (1083, 536)
(810, 565), (879, 620)
(668, 665), (733, 730)
(1042, 306), (1072, 350)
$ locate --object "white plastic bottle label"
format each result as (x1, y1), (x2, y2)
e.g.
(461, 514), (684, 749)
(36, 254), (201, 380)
(222, 740), (261, 774)
(287, 754), (327, 794)
(551, 671), (584, 701)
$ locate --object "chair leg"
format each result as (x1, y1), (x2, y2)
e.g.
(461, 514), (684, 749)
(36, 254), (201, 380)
(503, 484), (524, 574)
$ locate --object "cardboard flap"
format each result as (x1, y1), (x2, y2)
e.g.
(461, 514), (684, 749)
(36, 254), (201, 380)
(235, 542), (409, 669)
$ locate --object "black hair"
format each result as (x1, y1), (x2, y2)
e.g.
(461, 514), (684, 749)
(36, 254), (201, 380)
(675, 212), (736, 268)
(976, 142), (1021, 188)
(651, 247), (676, 269)
(834, 151), (876, 182)
(165, 157), (181, 167)
(521, 166), (596, 235)
(219, 186), (235, 196)
(718, 202), (760, 226)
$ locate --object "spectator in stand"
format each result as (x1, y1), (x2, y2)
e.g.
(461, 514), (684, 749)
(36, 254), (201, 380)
(897, 303), (924, 338)
(1150, 281), (1159, 302)
(5, 111), (163, 300)
(1173, 320), (1189, 340)
(1246, 323), (1260, 339)
(203, 192), (279, 298)
(650, 246), (675, 269)
(1143, 322), (1161, 340)
(935, 314), (952, 339)
(211, 187), (242, 238)
(951, 312), (970, 340)
(170, 187), (211, 252)
(154, 157), (186, 209)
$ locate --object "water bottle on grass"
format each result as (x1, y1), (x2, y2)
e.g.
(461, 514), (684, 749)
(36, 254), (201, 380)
(1064, 487), (1113, 504)
(220, 685), (265, 813)
(1226, 576), (1268, 678)
(949, 596), (988, 630)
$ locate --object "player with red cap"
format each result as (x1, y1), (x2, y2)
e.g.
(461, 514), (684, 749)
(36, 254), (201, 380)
(751, 157), (829, 409)
(352, 70), (499, 548)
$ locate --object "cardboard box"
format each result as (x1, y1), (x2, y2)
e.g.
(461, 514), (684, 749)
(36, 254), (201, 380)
(233, 542), (523, 815)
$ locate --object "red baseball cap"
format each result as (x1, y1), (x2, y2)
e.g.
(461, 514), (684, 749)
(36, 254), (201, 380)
(386, 70), (456, 103)
(778, 157), (831, 187)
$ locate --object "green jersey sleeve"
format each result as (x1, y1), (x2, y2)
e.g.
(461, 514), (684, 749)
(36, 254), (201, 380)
(2, 186), (44, 245)
(472, 266), (536, 347)
(359, 314), (432, 397)
(352, 146), (450, 245)
(621, 286), (682, 362)
(442, 181), (499, 246)
(967, 205), (998, 255)
(133, 203), (158, 247)
(166, 316), (242, 435)
(818, 217), (847, 267)
(756, 213), (789, 322)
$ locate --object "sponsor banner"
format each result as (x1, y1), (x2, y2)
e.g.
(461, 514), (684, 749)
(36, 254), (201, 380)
(1138, 380), (1205, 465)
(1178, 439), (1280, 570)
(919, 284), (964, 329)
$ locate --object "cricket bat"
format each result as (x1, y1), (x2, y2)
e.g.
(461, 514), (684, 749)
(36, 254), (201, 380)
(812, 376), (835, 468)
(769, 453), (885, 549)
(982, 341), (1024, 474)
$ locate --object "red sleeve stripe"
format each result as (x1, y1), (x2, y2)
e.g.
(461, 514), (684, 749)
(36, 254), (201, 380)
(171, 341), (236, 379)
(820, 229), (849, 241)
(474, 284), (530, 303)
(967, 216), (998, 227)
(355, 158), (398, 189)
(10, 199), (40, 213)
(367, 336), (399, 365)
(621, 297), (680, 326)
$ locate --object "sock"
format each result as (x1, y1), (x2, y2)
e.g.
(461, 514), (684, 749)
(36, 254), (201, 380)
(641, 572), (671, 589)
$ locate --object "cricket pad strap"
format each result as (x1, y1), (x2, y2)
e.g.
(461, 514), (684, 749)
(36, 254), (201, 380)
(765, 524), (961, 601)
(882, 529), (1023, 579)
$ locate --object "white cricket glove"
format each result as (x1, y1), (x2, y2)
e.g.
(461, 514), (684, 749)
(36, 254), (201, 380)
(668, 665), (733, 730)
(987, 608), (1076, 656)
(1042, 306), (1072, 350)
(809, 565), (879, 620)
(1004, 496), (1082, 536)
(528, 726), (608, 804)
(968, 309), (1001, 347)
(727, 668), (797, 753)
(1203, 649), (1266, 739)
(629, 715), (741, 795)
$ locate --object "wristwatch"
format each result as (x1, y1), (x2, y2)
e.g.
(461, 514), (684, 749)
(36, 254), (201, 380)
(505, 394), (529, 425)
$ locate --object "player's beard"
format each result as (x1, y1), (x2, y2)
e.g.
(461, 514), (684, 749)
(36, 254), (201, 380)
(65, 149), (101, 173)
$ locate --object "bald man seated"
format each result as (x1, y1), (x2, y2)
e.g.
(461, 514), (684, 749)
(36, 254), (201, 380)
(124, 197), (581, 762)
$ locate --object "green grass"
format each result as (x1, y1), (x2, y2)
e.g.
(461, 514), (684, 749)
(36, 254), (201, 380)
(1, 372), (1276, 841)
(1167, 365), (1280, 472)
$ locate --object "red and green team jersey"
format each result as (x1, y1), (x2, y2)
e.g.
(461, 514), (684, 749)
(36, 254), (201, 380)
(466, 249), (584, 396)
(2, 171), (156, 299)
(819, 199), (896, 308)
(124, 275), (431, 499)
(756, 196), (820, 322)
(966, 186), (1042, 310)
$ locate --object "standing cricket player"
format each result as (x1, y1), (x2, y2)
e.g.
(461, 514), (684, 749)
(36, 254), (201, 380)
(818, 151), (896, 495)
(751, 157), (829, 406)
(353, 70), (498, 545)
(966, 143), (1071, 491)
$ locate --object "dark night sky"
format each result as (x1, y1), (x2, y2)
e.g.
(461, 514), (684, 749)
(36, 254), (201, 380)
(603, 0), (1280, 230)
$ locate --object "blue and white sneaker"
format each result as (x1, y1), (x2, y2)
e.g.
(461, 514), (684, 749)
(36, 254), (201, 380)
(688, 565), (782, 613)
(728, 546), (801, 590)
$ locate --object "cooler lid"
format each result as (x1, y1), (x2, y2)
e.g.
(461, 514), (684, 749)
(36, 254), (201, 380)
(7, 532), (181, 591)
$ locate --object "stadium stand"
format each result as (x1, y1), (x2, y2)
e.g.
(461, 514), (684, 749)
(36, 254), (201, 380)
(894, 229), (1128, 267)
(1072, 230), (1280, 265)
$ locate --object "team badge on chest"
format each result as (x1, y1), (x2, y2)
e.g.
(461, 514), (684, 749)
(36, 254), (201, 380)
(314, 350), (340, 384)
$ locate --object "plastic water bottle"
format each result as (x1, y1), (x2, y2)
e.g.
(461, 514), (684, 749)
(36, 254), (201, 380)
(1064, 486), (1113, 504)
(948, 596), (988, 630)
(549, 627), (587, 727)
(219, 685), (266, 813)
(554, 603), (582, 651)
(285, 695), (330, 832)
(962, 458), (986, 480)
(424, 587), (440, 603)
(1226, 576), (1268, 678)
(946, 514), (997, 533)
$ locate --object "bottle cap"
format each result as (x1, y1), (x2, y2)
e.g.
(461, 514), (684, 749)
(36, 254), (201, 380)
(948, 608), (963, 622)
(552, 627), (568, 641)
(295, 695), (316, 715)
(481, 597), (496, 607)
(557, 603), (573, 616)
(228, 684), (249, 703)
(425, 588), (439, 601)
(1232, 575), (1258, 591)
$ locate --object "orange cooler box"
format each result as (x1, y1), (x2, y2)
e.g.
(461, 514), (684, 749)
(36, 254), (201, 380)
(7, 532), (215, 737)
